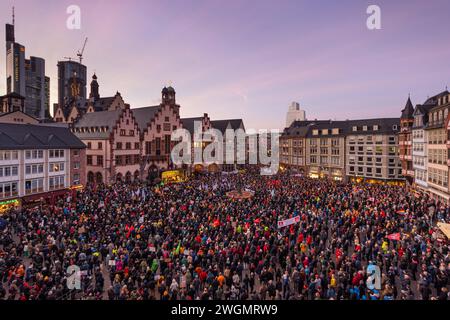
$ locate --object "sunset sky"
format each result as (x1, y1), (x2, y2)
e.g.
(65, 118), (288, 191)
(0, 0), (449, 129)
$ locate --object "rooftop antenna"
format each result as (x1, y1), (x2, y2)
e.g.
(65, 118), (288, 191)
(12, 6), (15, 25)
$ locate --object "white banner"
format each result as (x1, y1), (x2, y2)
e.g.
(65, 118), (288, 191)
(277, 216), (301, 229)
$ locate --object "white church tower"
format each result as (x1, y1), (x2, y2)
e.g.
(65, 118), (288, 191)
(286, 101), (306, 128)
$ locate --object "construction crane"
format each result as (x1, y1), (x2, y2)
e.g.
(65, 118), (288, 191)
(77, 37), (88, 64)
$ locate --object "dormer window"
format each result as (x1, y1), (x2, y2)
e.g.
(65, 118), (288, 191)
(363, 126), (368, 131)
(373, 125), (379, 131)
(352, 126), (357, 132)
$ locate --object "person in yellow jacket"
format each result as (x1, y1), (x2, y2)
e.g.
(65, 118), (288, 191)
(330, 274), (337, 288)
(382, 240), (389, 254)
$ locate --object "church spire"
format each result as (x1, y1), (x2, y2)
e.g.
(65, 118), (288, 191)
(89, 73), (100, 101)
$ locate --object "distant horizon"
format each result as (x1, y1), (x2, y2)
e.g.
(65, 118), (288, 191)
(0, 0), (449, 130)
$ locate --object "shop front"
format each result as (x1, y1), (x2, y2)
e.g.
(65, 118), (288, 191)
(162, 170), (186, 184)
(331, 169), (343, 181)
(22, 189), (70, 207)
(0, 198), (21, 215)
(308, 167), (319, 179)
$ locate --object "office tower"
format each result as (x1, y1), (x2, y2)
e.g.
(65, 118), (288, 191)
(5, 22), (50, 119)
(286, 101), (306, 128)
(24, 57), (50, 119)
(57, 60), (87, 109)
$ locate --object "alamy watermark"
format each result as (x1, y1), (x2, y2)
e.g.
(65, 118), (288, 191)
(66, 5), (81, 30)
(366, 5), (381, 30)
(66, 264), (81, 290)
(366, 264), (381, 290)
(171, 121), (280, 175)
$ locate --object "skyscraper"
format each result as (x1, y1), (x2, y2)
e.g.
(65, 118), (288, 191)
(5, 23), (25, 97)
(25, 57), (50, 119)
(5, 22), (50, 119)
(57, 60), (87, 109)
(286, 101), (306, 128)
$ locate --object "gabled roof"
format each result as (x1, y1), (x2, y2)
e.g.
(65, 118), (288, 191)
(211, 119), (245, 134)
(131, 106), (161, 131)
(0, 123), (85, 149)
(284, 118), (400, 138)
(0, 110), (39, 123)
(181, 117), (204, 135)
(73, 109), (123, 139)
(74, 109), (122, 128)
(401, 97), (414, 119)
(423, 90), (449, 106)
(282, 125), (311, 137)
(413, 104), (434, 116)
(0, 92), (25, 100)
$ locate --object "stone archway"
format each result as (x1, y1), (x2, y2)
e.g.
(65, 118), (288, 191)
(134, 170), (140, 181)
(125, 171), (132, 183)
(148, 164), (159, 181)
(95, 172), (103, 184)
(87, 171), (95, 183)
(116, 173), (123, 182)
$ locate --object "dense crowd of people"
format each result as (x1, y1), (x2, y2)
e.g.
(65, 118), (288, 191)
(0, 169), (449, 300)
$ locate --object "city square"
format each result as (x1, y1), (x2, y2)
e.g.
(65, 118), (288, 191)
(0, 0), (449, 307)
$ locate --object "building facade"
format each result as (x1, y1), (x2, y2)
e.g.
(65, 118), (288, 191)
(412, 105), (433, 193)
(425, 93), (450, 203)
(0, 123), (86, 212)
(346, 119), (401, 183)
(280, 125), (307, 171)
(280, 118), (402, 183)
(72, 106), (141, 184)
(306, 123), (345, 181)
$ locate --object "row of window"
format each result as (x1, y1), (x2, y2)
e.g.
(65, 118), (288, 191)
(49, 176), (65, 190)
(0, 151), (19, 161)
(428, 149), (448, 165)
(116, 142), (140, 150)
(119, 129), (136, 136)
(144, 136), (172, 155)
(312, 128), (340, 136)
(309, 156), (341, 166)
(115, 155), (140, 166)
(25, 150), (43, 160)
(0, 166), (18, 178)
(0, 182), (18, 198)
(49, 150), (65, 158)
(415, 169), (427, 182)
(428, 168), (448, 188)
(349, 167), (401, 176)
(429, 108), (449, 127)
(428, 129), (446, 145)
(348, 156), (398, 165)
(413, 158), (426, 167)
(87, 155), (104, 166)
(49, 162), (65, 173)
(412, 130), (425, 139)
(310, 138), (340, 146)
